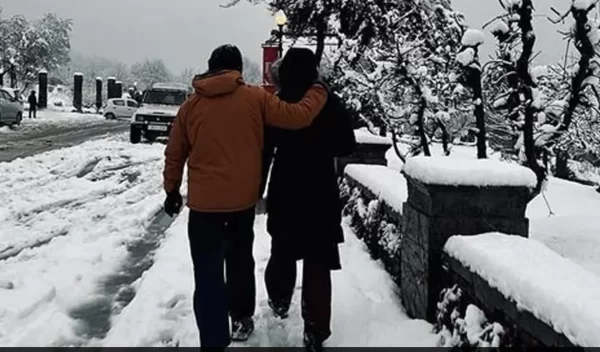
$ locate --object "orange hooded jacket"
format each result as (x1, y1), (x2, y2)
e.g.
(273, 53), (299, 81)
(163, 70), (328, 213)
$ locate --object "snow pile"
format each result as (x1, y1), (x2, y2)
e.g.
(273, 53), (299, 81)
(344, 164), (406, 214)
(457, 49), (476, 66)
(573, 0), (594, 11)
(0, 126), (12, 133)
(0, 136), (166, 346)
(354, 128), (393, 145)
(461, 29), (485, 47)
(445, 233), (600, 347)
(103, 215), (438, 347)
(402, 156), (537, 187)
(47, 85), (73, 110)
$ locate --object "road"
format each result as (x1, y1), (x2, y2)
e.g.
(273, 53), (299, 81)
(0, 118), (129, 163)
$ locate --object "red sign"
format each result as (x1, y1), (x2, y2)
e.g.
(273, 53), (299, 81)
(262, 44), (279, 86)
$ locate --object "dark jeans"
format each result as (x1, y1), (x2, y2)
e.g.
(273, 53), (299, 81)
(265, 239), (332, 339)
(188, 208), (256, 347)
(29, 107), (36, 118)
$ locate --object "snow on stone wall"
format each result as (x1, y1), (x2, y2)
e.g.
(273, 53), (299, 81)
(445, 233), (600, 347)
(402, 156), (537, 188)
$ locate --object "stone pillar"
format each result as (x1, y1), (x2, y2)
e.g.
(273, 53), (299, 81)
(95, 77), (103, 111)
(115, 81), (123, 98)
(107, 77), (116, 99)
(74, 73), (83, 113)
(38, 70), (48, 109)
(400, 174), (532, 321)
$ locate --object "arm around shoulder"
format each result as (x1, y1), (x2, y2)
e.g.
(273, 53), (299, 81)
(263, 84), (328, 129)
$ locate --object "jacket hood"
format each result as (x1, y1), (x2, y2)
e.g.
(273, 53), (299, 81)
(192, 70), (244, 97)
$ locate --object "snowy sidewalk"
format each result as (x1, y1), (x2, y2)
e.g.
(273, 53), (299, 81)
(0, 137), (167, 346)
(102, 211), (438, 347)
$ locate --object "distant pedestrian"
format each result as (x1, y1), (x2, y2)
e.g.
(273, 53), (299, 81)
(28, 91), (38, 118)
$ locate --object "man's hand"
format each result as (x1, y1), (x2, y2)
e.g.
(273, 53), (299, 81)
(164, 191), (183, 217)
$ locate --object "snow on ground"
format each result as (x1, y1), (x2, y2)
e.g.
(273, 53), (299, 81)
(0, 110), (110, 138)
(102, 214), (438, 347)
(0, 136), (166, 346)
(445, 233), (600, 347)
(528, 178), (600, 277)
(385, 142), (501, 171)
(355, 128), (393, 145)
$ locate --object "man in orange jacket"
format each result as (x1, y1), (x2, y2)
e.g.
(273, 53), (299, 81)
(163, 44), (328, 348)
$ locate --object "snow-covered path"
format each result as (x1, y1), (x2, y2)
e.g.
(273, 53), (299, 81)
(101, 212), (438, 347)
(0, 136), (168, 346)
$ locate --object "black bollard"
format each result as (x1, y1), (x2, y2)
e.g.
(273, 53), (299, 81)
(96, 77), (103, 112)
(38, 70), (48, 109)
(107, 77), (116, 99)
(115, 81), (123, 98)
(74, 73), (83, 113)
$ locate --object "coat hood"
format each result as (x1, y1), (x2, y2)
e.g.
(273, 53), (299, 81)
(192, 70), (244, 98)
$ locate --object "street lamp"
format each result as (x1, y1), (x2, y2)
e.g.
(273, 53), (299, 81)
(274, 10), (287, 58)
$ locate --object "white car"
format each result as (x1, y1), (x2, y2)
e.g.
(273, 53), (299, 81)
(130, 83), (189, 143)
(0, 88), (24, 126)
(103, 98), (140, 120)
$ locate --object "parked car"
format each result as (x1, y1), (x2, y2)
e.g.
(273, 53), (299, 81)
(103, 98), (140, 120)
(0, 88), (24, 126)
(130, 83), (189, 144)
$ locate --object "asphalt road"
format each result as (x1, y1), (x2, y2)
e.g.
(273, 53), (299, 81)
(0, 120), (129, 163)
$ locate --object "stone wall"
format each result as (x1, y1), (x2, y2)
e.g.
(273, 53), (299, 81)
(341, 165), (579, 348)
(336, 142), (391, 177)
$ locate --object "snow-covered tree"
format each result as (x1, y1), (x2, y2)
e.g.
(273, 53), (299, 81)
(0, 10), (71, 89)
(130, 58), (173, 90)
(243, 56), (262, 85)
(331, 0), (466, 158)
(456, 28), (487, 159)
(484, 0), (546, 189)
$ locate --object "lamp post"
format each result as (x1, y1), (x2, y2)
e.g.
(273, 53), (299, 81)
(274, 10), (287, 58)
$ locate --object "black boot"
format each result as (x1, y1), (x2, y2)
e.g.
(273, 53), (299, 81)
(303, 331), (325, 352)
(231, 317), (254, 342)
(268, 298), (290, 318)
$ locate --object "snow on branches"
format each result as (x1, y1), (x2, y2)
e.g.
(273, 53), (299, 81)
(0, 9), (71, 88)
(332, 0), (469, 159)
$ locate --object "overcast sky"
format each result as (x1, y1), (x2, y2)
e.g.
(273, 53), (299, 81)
(0, 0), (578, 74)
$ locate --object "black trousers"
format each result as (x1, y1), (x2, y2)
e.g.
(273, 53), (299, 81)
(29, 106), (36, 118)
(265, 238), (333, 340)
(188, 208), (256, 347)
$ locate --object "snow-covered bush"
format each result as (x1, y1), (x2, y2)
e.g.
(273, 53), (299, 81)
(339, 178), (403, 279)
(435, 285), (507, 348)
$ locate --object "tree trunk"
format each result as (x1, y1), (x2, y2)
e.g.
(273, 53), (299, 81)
(9, 68), (16, 88)
(315, 18), (326, 66)
(0, 72), (4, 87)
(416, 97), (431, 157)
(555, 150), (570, 180)
(472, 70), (487, 159)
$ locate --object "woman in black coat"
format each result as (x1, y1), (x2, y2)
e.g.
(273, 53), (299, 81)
(260, 48), (356, 350)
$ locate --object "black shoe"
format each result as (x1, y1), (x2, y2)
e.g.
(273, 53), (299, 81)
(231, 317), (254, 342)
(303, 332), (324, 352)
(268, 298), (290, 318)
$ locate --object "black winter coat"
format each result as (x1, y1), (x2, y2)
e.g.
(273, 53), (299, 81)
(260, 92), (356, 269)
